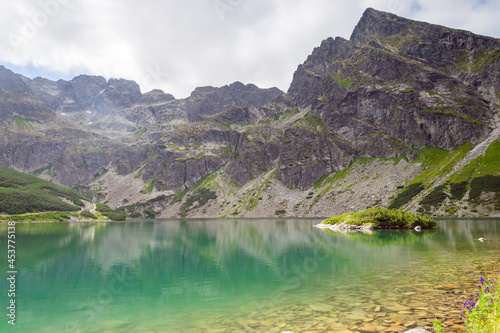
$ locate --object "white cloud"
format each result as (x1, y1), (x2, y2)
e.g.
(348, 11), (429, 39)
(0, 0), (498, 98)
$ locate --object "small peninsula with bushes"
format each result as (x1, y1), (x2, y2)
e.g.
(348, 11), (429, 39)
(317, 207), (436, 231)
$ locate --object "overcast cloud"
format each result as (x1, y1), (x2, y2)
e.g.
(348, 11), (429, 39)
(1, 0), (499, 98)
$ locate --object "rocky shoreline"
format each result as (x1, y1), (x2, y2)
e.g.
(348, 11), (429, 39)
(314, 222), (375, 233)
(314, 222), (423, 233)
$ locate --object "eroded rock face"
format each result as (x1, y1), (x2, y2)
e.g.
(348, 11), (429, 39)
(288, 12), (496, 153)
(184, 82), (283, 122)
(0, 66), (54, 122)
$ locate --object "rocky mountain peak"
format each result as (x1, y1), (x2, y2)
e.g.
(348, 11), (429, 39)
(350, 8), (409, 44)
(0, 66), (54, 122)
(94, 78), (142, 111)
(140, 89), (175, 104)
(348, 7), (500, 105)
(0, 65), (33, 96)
(184, 82), (283, 121)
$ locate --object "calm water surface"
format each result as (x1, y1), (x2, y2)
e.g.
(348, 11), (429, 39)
(1, 218), (500, 332)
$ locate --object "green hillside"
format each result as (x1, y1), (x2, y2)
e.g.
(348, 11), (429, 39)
(388, 140), (500, 215)
(0, 166), (84, 215)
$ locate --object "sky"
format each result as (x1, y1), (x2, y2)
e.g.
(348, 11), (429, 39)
(1, 0), (499, 98)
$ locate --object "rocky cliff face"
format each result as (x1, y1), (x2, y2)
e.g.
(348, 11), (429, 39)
(282, 7), (498, 191)
(184, 81), (283, 122)
(0, 8), (499, 219)
(0, 64), (284, 189)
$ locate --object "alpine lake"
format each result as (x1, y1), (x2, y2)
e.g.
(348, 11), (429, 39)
(1, 218), (500, 333)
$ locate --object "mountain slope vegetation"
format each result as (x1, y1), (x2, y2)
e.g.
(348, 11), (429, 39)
(0, 166), (84, 214)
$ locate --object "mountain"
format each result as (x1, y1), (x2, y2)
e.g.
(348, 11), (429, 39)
(0, 8), (499, 219)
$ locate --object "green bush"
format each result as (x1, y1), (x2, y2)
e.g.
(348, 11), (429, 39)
(80, 210), (97, 219)
(144, 208), (157, 218)
(95, 203), (126, 221)
(420, 185), (448, 209)
(95, 202), (112, 212)
(469, 175), (500, 201)
(388, 183), (425, 209)
(450, 181), (468, 200)
(179, 188), (217, 217)
(103, 211), (126, 221)
(323, 207), (436, 229)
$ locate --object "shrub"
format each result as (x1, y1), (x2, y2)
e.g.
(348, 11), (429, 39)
(179, 188), (217, 217)
(450, 181), (468, 200)
(323, 207), (436, 229)
(95, 202), (113, 213)
(103, 211), (126, 221)
(469, 175), (500, 201)
(95, 203), (126, 221)
(144, 208), (156, 218)
(275, 209), (286, 215)
(420, 185), (448, 209)
(80, 210), (97, 219)
(388, 183), (425, 209)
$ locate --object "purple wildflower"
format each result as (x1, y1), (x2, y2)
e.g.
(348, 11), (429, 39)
(480, 276), (485, 285)
(463, 300), (476, 313)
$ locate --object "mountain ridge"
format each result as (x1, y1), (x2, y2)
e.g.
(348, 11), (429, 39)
(0, 8), (499, 219)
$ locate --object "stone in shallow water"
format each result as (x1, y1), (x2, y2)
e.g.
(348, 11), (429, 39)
(389, 304), (411, 311)
(346, 312), (367, 321)
(391, 312), (408, 323)
(309, 304), (333, 312)
(404, 321), (417, 328)
(385, 326), (406, 332)
(436, 285), (460, 290)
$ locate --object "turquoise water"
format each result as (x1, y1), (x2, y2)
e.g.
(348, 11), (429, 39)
(1, 218), (500, 332)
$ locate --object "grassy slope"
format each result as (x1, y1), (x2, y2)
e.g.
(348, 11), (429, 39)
(388, 141), (500, 214)
(0, 166), (86, 215)
(0, 167), (128, 222)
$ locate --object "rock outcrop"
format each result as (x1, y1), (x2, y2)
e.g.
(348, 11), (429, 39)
(183, 81), (283, 122)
